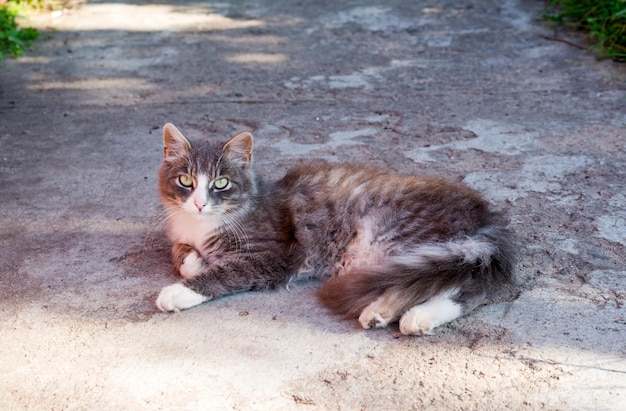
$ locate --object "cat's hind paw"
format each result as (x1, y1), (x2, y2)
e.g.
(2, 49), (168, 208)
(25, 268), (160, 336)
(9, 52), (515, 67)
(358, 305), (394, 329)
(156, 283), (209, 312)
(399, 293), (462, 336)
(179, 251), (203, 279)
(398, 309), (437, 336)
(358, 289), (404, 330)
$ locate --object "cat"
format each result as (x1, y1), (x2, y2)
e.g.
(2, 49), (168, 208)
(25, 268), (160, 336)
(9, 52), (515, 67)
(155, 123), (515, 335)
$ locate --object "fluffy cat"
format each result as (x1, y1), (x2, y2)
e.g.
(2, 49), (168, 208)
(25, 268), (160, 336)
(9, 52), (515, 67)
(155, 123), (515, 335)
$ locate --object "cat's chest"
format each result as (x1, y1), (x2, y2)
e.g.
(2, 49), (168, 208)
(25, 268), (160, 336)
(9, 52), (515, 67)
(166, 209), (219, 253)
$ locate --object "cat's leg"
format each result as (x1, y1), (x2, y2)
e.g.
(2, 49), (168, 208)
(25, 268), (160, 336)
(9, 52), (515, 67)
(172, 243), (203, 279)
(157, 254), (287, 313)
(156, 283), (209, 312)
(398, 287), (485, 335)
(358, 287), (407, 329)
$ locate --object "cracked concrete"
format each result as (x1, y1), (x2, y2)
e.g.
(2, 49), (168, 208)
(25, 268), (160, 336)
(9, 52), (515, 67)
(1, 0), (625, 409)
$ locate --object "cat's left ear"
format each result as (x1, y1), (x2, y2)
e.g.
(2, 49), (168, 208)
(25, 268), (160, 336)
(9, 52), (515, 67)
(223, 132), (253, 168)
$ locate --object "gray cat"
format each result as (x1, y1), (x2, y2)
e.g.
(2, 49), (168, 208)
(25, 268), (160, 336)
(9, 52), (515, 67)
(156, 123), (515, 335)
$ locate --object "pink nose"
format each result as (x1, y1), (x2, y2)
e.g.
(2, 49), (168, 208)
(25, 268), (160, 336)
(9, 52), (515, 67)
(194, 200), (207, 211)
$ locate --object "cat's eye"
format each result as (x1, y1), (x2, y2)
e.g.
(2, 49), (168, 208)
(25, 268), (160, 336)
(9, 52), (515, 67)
(213, 177), (229, 190)
(178, 175), (193, 188)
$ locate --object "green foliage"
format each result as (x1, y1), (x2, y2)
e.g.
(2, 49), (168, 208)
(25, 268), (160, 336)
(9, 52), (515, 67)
(545, 0), (626, 61)
(0, 1), (39, 59)
(9, 1), (60, 12)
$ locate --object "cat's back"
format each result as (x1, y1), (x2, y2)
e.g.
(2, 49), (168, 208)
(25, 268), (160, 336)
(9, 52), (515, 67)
(276, 160), (478, 203)
(278, 160), (378, 190)
(276, 160), (494, 234)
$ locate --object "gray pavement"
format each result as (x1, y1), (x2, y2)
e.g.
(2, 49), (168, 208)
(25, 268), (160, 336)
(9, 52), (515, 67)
(1, 0), (625, 409)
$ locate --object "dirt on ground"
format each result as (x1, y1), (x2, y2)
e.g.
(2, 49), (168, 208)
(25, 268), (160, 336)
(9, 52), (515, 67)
(0, 0), (625, 409)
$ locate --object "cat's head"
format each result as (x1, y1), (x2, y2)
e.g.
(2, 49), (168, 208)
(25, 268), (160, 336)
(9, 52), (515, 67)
(158, 123), (257, 221)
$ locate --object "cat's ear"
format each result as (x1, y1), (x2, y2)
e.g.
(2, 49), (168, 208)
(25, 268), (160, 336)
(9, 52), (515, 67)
(223, 132), (253, 167)
(163, 123), (191, 161)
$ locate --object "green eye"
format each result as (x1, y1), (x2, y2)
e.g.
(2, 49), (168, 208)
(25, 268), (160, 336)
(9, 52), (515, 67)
(213, 177), (229, 190)
(178, 175), (193, 188)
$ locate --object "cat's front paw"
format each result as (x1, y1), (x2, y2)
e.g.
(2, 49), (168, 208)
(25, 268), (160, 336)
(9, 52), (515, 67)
(156, 283), (209, 312)
(179, 251), (203, 279)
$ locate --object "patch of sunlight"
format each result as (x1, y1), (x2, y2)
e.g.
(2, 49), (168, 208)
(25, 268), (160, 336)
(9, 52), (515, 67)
(210, 34), (287, 45)
(0, 217), (153, 235)
(32, 4), (265, 32)
(29, 78), (153, 91)
(14, 56), (52, 64)
(224, 53), (288, 64)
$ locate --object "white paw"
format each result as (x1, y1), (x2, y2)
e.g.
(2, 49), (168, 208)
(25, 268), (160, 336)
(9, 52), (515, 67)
(399, 308), (437, 336)
(359, 305), (394, 329)
(179, 251), (203, 279)
(399, 294), (462, 336)
(156, 283), (209, 312)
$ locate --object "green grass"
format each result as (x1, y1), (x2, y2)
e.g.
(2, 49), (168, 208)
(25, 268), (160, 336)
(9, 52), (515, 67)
(545, 0), (626, 61)
(0, 1), (40, 59)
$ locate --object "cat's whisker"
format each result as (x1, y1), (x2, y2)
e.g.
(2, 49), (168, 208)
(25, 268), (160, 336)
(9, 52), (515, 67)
(228, 217), (250, 263)
(219, 211), (250, 259)
(146, 210), (177, 237)
(152, 208), (183, 230)
(151, 213), (170, 230)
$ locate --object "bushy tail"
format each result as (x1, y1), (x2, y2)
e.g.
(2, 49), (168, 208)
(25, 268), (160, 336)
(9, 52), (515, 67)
(318, 226), (516, 318)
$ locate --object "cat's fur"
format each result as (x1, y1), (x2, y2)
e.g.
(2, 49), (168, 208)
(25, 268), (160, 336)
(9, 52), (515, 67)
(155, 123), (515, 335)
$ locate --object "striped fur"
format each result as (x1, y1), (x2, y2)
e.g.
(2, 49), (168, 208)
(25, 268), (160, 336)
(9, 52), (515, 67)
(156, 124), (515, 335)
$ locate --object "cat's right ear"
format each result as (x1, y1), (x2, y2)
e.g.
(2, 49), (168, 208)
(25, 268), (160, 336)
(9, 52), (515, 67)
(163, 123), (191, 161)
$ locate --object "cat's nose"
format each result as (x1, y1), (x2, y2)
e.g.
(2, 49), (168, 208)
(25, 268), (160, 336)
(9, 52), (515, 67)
(194, 200), (207, 211)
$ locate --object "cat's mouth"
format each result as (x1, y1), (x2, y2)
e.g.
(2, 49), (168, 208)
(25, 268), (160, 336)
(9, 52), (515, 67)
(189, 208), (214, 218)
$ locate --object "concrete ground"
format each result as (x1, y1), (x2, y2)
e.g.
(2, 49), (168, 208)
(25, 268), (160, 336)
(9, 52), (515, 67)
(1, 0), (625, 409)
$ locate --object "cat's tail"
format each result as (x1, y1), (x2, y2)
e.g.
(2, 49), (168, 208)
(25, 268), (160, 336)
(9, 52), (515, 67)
(317, 225), (516, 319)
